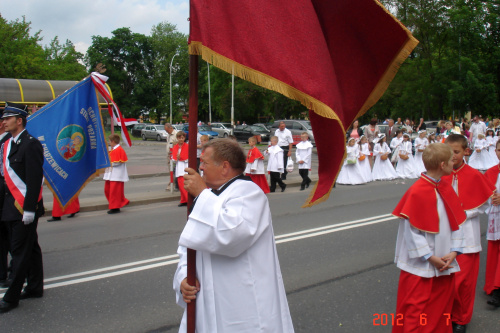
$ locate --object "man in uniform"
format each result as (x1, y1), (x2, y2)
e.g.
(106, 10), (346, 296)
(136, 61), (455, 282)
(0, 103), (44, 313)
(173, 139), (294, 332)
(0, 105), (12, 288)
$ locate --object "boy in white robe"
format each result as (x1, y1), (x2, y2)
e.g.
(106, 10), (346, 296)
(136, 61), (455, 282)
(174, 139), (294, 333)
(265, 136), (286, 192)
(295, 132), (313, 190)
(392, 143), (466, 333)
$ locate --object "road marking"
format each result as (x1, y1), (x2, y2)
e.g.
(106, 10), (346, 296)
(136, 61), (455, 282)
(0, 213), (396, 295)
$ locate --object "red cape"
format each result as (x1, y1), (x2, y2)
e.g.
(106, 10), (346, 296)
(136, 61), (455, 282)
(246, 147), (264, 163)
(392, 174), (466, 233)
(441, 163), (495, 210)
(172, 143), (189, 161)
(110, 145), (128, 163)
(485, 164), (500, 186)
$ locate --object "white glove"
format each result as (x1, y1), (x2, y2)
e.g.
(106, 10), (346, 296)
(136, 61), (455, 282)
(465, 209), (479, 220)
(22, 211), (35, 225)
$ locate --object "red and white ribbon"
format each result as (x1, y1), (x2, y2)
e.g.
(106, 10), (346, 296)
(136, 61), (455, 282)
(90, 72), (132, 147)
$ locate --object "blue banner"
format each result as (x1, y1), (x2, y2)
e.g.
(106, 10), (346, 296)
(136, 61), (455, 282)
(27, 77), (110, 208)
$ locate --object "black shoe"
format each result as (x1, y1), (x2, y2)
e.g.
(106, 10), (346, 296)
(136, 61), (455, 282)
(306, 180), (311, 188)
(269, 189), (275, 193)
(0, 300), (18, 313)
(47, 216), (61, 222)
(281, 175), (286, 180)
(0, 280), (11, 288)
(68, 211), (79, 218)
(19, 290), (43, 300)
(281, 184), (287, 192)
(452, 322), (467, 333)
(178, 203), (187, 207)
(300, 186), (305, 191)
(107, 209), (120, 214)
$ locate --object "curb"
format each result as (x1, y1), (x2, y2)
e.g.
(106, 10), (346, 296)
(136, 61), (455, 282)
(44, 177), (316, 215)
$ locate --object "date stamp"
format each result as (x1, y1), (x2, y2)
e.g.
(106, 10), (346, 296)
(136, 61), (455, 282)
(373, 313), (451, 326)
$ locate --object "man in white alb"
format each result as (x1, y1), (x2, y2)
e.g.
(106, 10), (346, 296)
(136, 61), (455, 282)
(470, 115), (487, 144)
(173, 138), (294, 333)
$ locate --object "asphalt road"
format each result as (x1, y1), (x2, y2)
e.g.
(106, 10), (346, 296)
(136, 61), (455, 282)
(1, 179), (500, 332)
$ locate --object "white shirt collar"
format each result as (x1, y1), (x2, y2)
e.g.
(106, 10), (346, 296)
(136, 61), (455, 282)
(12, 129), (26, 143)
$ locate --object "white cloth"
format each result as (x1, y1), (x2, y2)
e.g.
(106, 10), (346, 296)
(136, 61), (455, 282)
(173, 179), (294, 333)
(485, 136), (499, 168)
(103, 144), (129, 182)
(413, 137), (428, 174)
(295, 141), (313, 169)
(266, 145), (284, 173)
(394, 192), (464, 278)
(337, 145), (366, 185)
(274, 128), (293, 147)
(244, 158), (265, 174)
(395, 141), (419, 179)
(358, 142), (372, 182)
(196, 132), (202, 158)
(452, 175), (488, 253)
(470, 121), (487, 142)
(487, 174), (500, 240)
(468, 139), (490, 170)
(372, 143), (398, 181)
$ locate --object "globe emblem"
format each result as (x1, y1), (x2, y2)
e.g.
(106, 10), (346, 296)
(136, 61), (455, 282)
(57, 125), (86, 162)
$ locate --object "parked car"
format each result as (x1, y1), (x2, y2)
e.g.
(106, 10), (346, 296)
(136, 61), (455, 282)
(233, 125), (270, 142)
(253, 123), (273, 131)
(131, 123), (146, 137)
(181, 124), (219, 140)
(141, 125), (168, 141)
(271, 120), (315, 145)
(210, 122), (233, 137)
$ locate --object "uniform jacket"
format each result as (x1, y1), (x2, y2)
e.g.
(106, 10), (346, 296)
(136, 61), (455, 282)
(2, 130), (44, 221)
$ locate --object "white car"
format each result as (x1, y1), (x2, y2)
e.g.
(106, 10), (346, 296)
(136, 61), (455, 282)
(141, 125), (169, 141)
(210, 122), (233, 137)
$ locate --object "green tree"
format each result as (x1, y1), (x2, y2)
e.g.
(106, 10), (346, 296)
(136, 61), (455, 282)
(44, 36), (87, 80)
(85, 28), (155, 118)
(0, 15), (47, 79)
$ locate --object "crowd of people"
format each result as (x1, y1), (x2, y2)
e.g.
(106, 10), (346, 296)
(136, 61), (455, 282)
(339, 116), (500, 185)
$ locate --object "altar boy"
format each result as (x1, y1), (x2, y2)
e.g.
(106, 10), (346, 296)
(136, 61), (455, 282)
(442, 134), (495, 332)
(392, 143), (466, 333)
(104, 134), (129, 214)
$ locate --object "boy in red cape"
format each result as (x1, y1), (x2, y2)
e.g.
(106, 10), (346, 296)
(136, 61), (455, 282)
(172, 131), (189, 207)
(442, 134), (495, 332)
(392, 143), (466, 333)
(484, 140), (500, 307)
(245, 136), (270, 194)
(103, 134), (129, 214)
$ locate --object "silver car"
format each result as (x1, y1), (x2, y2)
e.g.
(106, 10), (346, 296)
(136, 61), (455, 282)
(210, 122), (233, 137)
(141, 125), (168, 141)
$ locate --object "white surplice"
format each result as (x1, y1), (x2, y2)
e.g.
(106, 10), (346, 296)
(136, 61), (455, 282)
(244, 157), (265, 174)
(394, 192), (464, 278)
(265, 145), (284, 173)
(173, 179), (294, 333)
(295, 141), (313, 169)
(103, 144), (129, 182)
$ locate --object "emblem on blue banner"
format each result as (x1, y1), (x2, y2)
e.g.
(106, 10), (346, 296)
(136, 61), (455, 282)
(57, 125), (86, 162)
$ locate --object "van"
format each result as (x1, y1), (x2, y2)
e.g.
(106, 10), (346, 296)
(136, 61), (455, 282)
(271, 120), (315, 146)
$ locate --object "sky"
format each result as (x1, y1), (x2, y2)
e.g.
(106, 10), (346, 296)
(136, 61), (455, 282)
(0, 0), (190, 54)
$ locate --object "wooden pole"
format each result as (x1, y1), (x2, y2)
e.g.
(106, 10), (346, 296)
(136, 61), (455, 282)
(186, 54), (199, 333)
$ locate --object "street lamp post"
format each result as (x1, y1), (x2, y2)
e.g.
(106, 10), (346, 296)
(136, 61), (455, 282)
(170, 52), (179, 124)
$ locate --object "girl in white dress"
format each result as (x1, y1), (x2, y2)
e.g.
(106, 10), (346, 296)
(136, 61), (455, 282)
(469, 133), (489, 170)
(396, 133), (419, 179)
(358, 136), (372, 182)
(413, 130), (428, 174)
(337, 137), (367, 185)
(390, 130), (404, 165)
(372, 134), (398, 181)
(486, 128), (499, 168)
